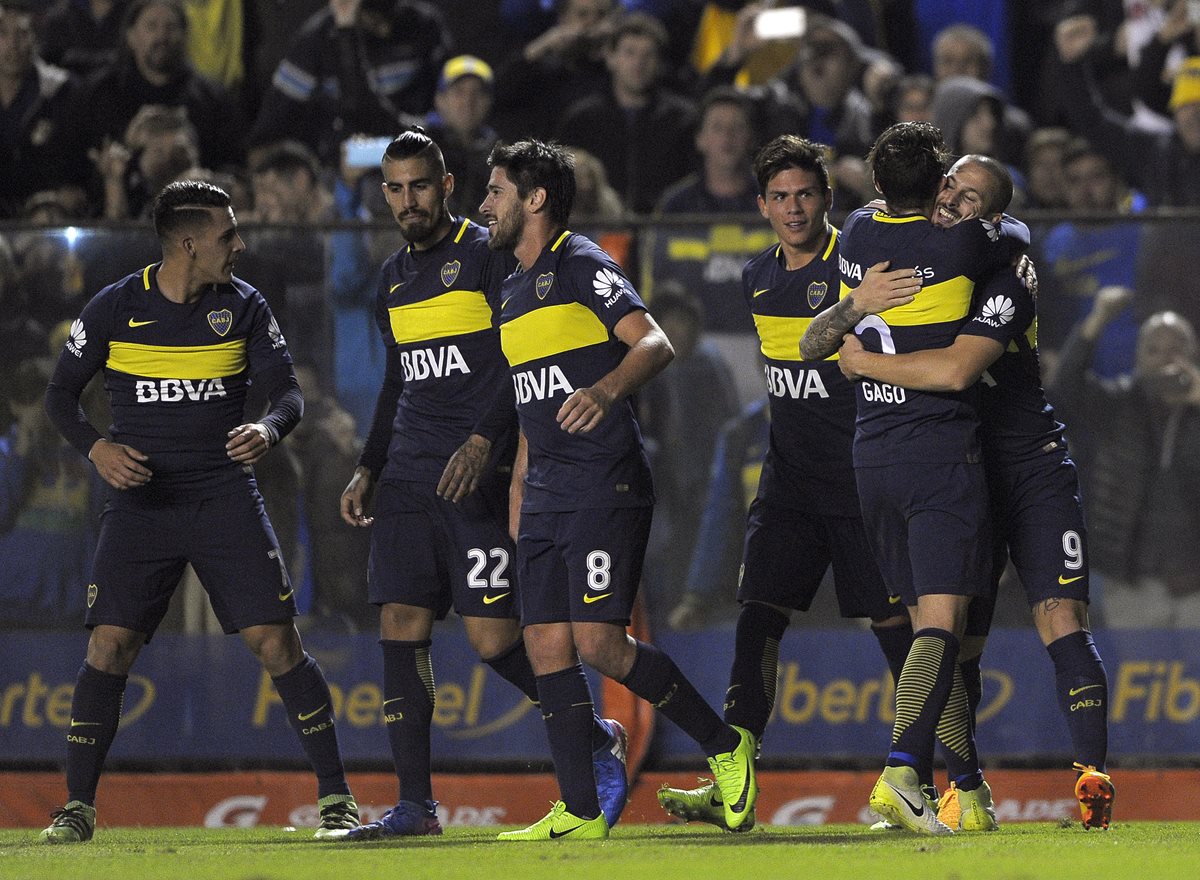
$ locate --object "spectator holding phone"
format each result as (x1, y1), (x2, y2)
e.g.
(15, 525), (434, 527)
(1049, 288), (1200, 628)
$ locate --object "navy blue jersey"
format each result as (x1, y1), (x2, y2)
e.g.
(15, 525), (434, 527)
(838, 209), (1029, 466)
(743, 229), (860, 517)
(50, 264), (292, 503)
(497, 231), (653, 512)
(375, 217), (518, 483)
(958, 270), (1068, 465)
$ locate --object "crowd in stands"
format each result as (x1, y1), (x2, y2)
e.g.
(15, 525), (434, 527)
(4, 0), (1200, 629)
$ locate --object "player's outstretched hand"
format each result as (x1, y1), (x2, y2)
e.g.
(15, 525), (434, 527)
(837, 333), (867, 380)
(557, 386), (614, 434)
(1016, 254), (1038, 298)
(850, 261), (922, 316)
(226, 422), (273, 465)
(340, 466), (375, 527)
(88, 438), (152, 490)
(437, 433), (493, 503)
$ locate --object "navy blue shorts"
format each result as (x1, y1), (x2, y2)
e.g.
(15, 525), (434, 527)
(87, 486), (293, 638)
(856, 461), (992, 606)
(737, 500), (899, 620)
(516, 506), (652, 626)
(990, 453), (1090, 606)
(367, 480), (518, 619)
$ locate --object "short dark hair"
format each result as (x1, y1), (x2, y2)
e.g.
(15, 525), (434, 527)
(250, 140), (321, 183)
(953, 153), (1014, 214)
(1062, 136), (1108, 171)
(124, 0), (187, 33)
(867, 121), (948, 210)
(649, 281), (704, 327)
(383, 126), (446, 176)
(753, 134), (830, 195)
(700, 85), (754, 128)
(488, 139), (575, 227)
(153, 180), (230, 241)
(608, 12), (669, 55)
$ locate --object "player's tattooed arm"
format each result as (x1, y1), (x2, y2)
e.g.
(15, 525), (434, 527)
(437, 433), (493, 503)
(800, 261), (921, 360)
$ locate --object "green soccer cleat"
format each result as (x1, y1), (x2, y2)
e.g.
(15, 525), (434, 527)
(39, 801), (95, 844)
(496, 801), (609, 841)
(869, 766), (954, 836)
(872, 785), (938, 831)
(957, 780), (999, 831)
(314, 793), (359, 839)
(706, 725), (758, 832)
(657, 778), (755, 831)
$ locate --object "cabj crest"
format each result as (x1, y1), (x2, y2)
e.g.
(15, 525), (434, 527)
(536, 273), (555, 300)
(807, 281), (828, 309)
(207, 309), (233, 337)
(441, 260), (461, 288)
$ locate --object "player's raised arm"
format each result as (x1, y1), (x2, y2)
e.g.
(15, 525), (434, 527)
(799, 262), (922, 360)
(556, 309), (675, 434)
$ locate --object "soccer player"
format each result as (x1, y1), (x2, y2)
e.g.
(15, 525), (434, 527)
(338, 128), (629, 839)
(837, 154), (1114, 831)
(657, 135), (923, 831)
(800, 123), (1028, 835)
(480, 139), (756, 840)
(40, 180), (358, 843)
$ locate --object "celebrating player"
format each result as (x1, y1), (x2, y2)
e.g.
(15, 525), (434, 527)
(339, 128), (629, 839)
(40, 180), (358, 843)
(838, 154), (1115, 831)
(657, 135), (922, 831)
(481, 139), (756, 840)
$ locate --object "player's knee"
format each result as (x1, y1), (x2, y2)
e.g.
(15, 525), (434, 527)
(465, 616), (522, 659)
(242, 622), (303, 675)
(574, 627), (634, 679)
(85, 627), (142, 675)
(379, 603), (434, 641)
(1032, 597), (1089, 644)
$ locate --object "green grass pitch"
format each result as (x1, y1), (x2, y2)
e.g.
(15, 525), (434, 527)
(2, 822), (1198, 880)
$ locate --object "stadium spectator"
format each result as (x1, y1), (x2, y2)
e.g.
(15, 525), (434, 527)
(557, 12), (698, 214)
(569, 146), (625, 219)
(1054, 13), (1200, 206)
(70, 0), (246, 177)
(39, 180), (359, 844)
(1050, 290), (1200, 629)
(241, 0), (325, 119)
(931, 75), (1030, 166)
(92, 104), (200, 221)
(0, 1), (85, 218)
(36, 0), (129, 78)
(249, 0), (450, 166)
(931, 22), (993, 83)
(424, 55), (498, 221)
(491, 0), (615, 141)
(1131, 0), (1200, 120)
(1022, 126), (1072, 209)
(657, 86), (759, 214)
(1036, 138), (1146, 378)
(639, 283), (738, 618)
(0, 236), (49, 427)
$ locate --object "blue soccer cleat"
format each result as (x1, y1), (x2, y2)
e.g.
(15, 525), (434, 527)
(593, 717), (629, 827)
(345, 799), (443, 840)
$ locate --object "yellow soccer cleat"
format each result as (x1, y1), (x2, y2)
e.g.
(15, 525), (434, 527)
(1073, 763), (1115, 830)
(706, 726), (758, 832)
(497, 801), (609, 841)
(869, 766), (954, 836)
(657, 778), (757, 831)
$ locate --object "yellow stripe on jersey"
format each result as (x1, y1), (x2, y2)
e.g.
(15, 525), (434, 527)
(500, 302), (609, 367)
(870, 212), (926, 225)
(550, 230), (572, 252)
(838, 276), (975, 326)
(453, 217), (470, 243)
(753, 313), (839, 362)
(388, 290), (493, 345)
(107, 339), (247, 379)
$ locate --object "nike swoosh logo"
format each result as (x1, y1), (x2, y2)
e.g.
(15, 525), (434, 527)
(298, 704), (328, 721)
(482, 592), (511, 605)
(70, 720), (100, 728)
(548, 823), (588, 838)
(888, 594), (903, 604)
(890, 783), (925, 817)
(752, 288), (770, 298)
(1058, 575), (1084, 585)
(583, 592), (611, 604)
(1069, 685), (1103, 696)
(382, 698), (404, 708)
(389, 283), (404, 293)
(278, 589), (294, 602)
(128, 318), (157, 328)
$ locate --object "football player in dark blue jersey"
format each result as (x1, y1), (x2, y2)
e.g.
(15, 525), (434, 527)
(40, 181), (358, 843)
(337, 129), (629, 839)
(801, 123), (1029, 835)
(658, 135), (926, 830)
(838, 154), (1114, 831)
(481, 139), (756, 840)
